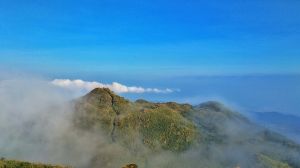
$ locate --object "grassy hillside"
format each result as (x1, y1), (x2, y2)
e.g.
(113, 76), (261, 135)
(0, 159), (69, 168)
(3, 88), (298, 168)
(72, 88), (300, 168)
(74, 88), (197, 152)
(258, 154), (292, 168)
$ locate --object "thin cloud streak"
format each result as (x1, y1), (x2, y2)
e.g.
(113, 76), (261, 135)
(51, 79), (174, 94)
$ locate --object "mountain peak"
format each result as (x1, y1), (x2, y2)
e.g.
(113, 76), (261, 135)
(73, 89), (300, 167)
(80, 88), (129, 110)
(89, 87), (114, 96)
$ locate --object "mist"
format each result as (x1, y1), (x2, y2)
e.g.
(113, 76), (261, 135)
(0, 77), (96, 166)
(0, 76), (299, 168)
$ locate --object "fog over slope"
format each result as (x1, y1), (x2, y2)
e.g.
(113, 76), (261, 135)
(0, 77), (299, 168)
(0, 78), (103, 167)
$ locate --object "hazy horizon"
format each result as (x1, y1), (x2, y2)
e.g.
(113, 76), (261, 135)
(0, 1), (300, 167)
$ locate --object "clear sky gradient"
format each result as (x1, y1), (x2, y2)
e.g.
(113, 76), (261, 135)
(0, 0), (300, 75)
(1, 0), (300, 116)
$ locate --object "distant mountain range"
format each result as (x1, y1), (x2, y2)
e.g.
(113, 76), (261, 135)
(248, 112), (300, 143)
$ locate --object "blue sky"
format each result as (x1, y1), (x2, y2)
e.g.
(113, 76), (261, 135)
(0, 0), (300, 115)
(0, 0), (300, 75)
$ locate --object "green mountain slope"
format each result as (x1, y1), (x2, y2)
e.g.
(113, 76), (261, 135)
(74, 88), (197, 152)
(2, 88), (299, 168)
(72, 88), (300, 168)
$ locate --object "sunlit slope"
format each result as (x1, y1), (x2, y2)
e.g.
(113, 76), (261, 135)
(73, 88), (300, 168)
(74, 88), (197, 152)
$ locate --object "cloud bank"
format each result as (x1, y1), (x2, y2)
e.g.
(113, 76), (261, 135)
(51, 79), (174, 94)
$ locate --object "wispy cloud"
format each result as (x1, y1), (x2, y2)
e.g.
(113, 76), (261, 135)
(51, 79), (174, 94)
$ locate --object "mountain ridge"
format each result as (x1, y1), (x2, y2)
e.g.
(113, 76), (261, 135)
(71, 88), (300, 168)
(3, 88), (299, 168)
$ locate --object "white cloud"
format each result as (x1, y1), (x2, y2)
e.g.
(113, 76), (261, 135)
(51, 79), (174, 94)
